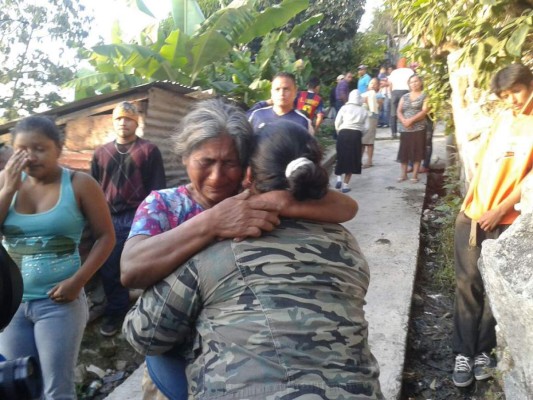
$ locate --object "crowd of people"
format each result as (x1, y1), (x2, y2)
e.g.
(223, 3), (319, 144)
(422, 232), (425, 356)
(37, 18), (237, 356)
(0, 61), (531, 399)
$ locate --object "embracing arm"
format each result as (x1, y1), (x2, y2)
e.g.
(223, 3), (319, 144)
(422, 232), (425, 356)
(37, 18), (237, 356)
(123, 261), (201, 356)
(48, 173), (115, 302)
(120, 190), (280, 289)
(253, 189), (358, 223)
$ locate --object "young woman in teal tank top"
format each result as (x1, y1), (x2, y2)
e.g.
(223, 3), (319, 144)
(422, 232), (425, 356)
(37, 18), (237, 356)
(0, 116), (115, 400)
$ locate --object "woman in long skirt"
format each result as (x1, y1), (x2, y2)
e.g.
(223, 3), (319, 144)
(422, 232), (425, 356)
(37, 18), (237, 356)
(334, 90), (369, 193)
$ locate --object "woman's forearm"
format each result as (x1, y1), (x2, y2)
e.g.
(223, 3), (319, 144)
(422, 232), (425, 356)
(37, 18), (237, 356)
(74, 232), (116, 288)
(120, 211), (216, 289)
(281, 190), (358, 222)
(0, 187), (16, 226)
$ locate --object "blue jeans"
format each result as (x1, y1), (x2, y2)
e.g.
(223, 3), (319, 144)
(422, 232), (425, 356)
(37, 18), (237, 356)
(0, 292), (88, 400)
(378, 98), (390, 126)
(146, 351), (188, 400)
(100, 211), (135, 316)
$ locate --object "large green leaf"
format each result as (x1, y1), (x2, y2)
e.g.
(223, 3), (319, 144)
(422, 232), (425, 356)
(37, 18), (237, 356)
(160, 29), (190, 69)
(171, 0), (206, 34)
(237, 0), (308, 44)
(124, 0), (156, 18)
(210, 80), (239, 93)
(505, 23), (530, 57)
(189, 7), (256, 81)
(288, 14), (323, 41)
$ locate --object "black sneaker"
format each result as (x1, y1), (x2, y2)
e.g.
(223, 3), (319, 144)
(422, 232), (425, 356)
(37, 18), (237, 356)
(335, 181), (342, 189)
(453, 354), (474, 387)
(100, 314), (124, 337)
(474, 352), (496, 380)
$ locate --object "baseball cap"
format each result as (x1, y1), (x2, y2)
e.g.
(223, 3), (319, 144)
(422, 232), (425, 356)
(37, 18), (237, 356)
(336, 74), (345, 81)
(358, 65), (367, 70)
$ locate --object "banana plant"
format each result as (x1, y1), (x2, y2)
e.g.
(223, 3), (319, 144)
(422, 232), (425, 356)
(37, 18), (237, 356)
(66, 0), (320, 103)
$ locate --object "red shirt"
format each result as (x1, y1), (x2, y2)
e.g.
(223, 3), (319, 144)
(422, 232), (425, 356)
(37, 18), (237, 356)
(295, 91), (324, 120)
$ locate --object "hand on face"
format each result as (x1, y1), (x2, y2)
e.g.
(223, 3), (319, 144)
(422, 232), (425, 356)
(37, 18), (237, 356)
(2, 149), (30, 193)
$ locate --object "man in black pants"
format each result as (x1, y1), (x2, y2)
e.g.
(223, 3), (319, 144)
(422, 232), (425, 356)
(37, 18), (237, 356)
(452, 63), (533, 387)
(91, 102), (166, 336)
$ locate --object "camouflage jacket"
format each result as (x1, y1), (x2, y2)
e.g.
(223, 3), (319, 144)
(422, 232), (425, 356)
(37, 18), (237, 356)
(124, 219), (384, 400)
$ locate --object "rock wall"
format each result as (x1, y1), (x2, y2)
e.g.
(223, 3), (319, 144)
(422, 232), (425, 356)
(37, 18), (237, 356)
(479, 174), (533, 399)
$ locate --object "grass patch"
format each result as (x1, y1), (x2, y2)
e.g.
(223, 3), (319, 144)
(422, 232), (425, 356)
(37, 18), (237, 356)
(429, 164), (462, 291)
(316, 122), (336, 149)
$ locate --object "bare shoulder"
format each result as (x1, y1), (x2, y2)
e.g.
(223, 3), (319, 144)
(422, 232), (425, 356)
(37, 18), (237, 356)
(70, 170), (100, 194)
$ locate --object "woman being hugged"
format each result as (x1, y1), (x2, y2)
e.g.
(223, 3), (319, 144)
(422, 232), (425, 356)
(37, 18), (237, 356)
(120, 98), (358, 400)
(0, 116), (115, 399)
(396, 74), (429, 183)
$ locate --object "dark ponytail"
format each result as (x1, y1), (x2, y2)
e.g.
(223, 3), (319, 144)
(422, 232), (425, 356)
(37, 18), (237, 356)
(251, 121), (328, 201)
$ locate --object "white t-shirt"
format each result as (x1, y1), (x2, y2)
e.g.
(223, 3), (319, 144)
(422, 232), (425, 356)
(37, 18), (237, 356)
(388, 68), (414, 91)
(362, 90), (379, 114)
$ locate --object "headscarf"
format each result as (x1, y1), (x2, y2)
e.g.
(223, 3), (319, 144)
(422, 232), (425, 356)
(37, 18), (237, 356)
(347, 90), (363, 106)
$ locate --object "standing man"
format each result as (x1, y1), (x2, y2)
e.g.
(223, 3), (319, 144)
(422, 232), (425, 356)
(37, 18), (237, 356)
(91, 101), (166, 337)
(247, 72), (314, 134)
(295, 77), (325, 132)
(388, 58), (414, 139)
(357, 65), (372, 93)
(452, 63), (533, 387)
(335, 71), (354, 111)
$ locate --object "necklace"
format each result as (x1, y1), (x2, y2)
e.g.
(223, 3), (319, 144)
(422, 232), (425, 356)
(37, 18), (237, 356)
(114, 140), (135, 155)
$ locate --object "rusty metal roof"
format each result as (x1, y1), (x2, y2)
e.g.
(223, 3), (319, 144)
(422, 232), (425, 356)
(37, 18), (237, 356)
(0, 81), (198, 136)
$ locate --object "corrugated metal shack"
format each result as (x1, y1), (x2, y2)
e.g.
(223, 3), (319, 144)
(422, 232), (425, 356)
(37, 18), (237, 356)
(0, 82), (209, 187)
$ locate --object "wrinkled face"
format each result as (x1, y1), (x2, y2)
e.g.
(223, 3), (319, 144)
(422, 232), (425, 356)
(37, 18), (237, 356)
(271, 77), (297, 111)
(113, 117), (138, 143)
(369, 78), (379, 91)
(183, 134), (243, 208)
(408, 76), (423, 91)
(499, 83), (533, 114)
(13, 131), (61, 178)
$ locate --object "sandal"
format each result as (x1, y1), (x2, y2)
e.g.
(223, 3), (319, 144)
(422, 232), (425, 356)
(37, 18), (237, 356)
(362, 164), (373, 169)
(410, 178), (419, 183)
(397, 177), (407, 182)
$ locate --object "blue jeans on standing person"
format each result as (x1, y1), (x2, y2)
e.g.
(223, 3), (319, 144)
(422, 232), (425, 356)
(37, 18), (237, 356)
(100, 210), (135, 318)
(0, 292), (89, 400)
(379, 98), (390, 127)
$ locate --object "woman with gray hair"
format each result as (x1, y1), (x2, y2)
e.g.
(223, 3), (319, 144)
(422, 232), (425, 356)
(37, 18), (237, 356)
(124, 120), (383, 400)
(120, 98), (358, 399)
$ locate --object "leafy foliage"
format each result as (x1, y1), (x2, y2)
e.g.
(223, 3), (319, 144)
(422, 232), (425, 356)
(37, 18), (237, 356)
(257, 0), (366, 83)
(68, 0), (321, 106)
(350, 32), (389, 72)
(0, 0), (92, 121)
(386, 0), (533, 122)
